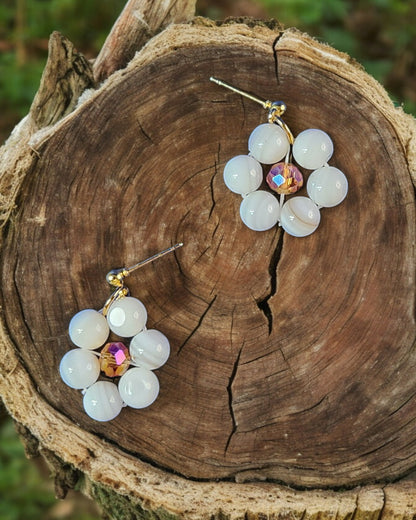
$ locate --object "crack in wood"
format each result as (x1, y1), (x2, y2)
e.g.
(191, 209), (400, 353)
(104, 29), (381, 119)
(225, 345), (243, 454)
(212, 220), (220, 240)
(388, 389), (416, 417)
(209, 161), (218, 219)
(378, 487), (386, 520)
(136, 118), (153, 143)
(298, 509), (307, 520)
(236, 94), (247, 130)
(256, 232), (284, 334)
(272, 32), (284, 87)
(176, 295), (217, 355)
(348, 493), (360, 520)
(173, 245), (184, 278)
(360, 436), (401, 459)
(288, 394), (328, 417)
(178, 164), (213, 191)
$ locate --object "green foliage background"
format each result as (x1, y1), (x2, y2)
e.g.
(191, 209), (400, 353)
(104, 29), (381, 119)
(0, 0), (127, 142)
(0, 416), (55, 520)
(0, 405), (100, 519)
(0, 0), (415, 518)
(1, 0), (415, 144)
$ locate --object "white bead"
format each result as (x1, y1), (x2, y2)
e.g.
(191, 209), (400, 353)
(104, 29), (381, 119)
(307, 166), (348, 207)
(248, 123), (290, 164)
(69, 309), (109, 349)
(223, 155), (263, 195)
(293, 129), (334, 169)
(240, 190), (280, 231)
(130, 329), (170, 370)
(59, 349), (100, 389)
(83, 381), (124, 422)
(280, 196), (321, 237)
(107, 296), (147, 337)
(118, 367), (160, 409)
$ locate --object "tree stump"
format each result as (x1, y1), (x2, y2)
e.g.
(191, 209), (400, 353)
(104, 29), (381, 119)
(1, 1), (416, 518)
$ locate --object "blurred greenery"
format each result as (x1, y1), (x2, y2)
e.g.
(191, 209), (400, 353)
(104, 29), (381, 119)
(0, 0), (126, 142)
(0, 415), (55, 520)
(259, 0), (416, 114)
(198, 0), (416, 115)
(0, 0), (415, 143)
(0, 404), (99, 519)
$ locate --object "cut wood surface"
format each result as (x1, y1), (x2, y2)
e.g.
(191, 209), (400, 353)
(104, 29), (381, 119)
(0, 8), (416, 520)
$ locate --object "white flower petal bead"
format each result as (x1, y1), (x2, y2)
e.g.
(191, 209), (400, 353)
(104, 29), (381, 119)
(293, 129), (334, 169)
(118, 367), (160, 409)
(223, 155), (263, 195)
(107, 296), (147, 337)
(248, 123), (290, 164)
(280, 196), (321, 237)
(130, 329), (170, 370)
(83, 381), (124, 422)
(59, 348), (100, 389)
(240, 190), (280, 231)
(69, 309), (109, 349)
(307, 166), (348, 208)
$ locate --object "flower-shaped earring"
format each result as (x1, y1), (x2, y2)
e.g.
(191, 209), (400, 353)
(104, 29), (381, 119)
(210, 77), (348, 237)
(59, 243), (183, 422)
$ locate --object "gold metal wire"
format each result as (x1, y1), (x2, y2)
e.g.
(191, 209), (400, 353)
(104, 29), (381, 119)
(101, 242), (183, 316)
(209, 77), (294, 144)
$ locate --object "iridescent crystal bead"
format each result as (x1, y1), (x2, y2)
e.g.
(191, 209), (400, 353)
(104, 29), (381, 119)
(100, 342), (130, 377)
(266, 162), (303, 195)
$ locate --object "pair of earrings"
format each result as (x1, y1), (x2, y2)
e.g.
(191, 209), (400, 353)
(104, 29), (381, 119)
(60, 78), (350, 422)
(211, 77), (348, 236)
(59, 243), (183, 422)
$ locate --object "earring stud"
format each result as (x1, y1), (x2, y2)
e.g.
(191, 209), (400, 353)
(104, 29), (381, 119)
(59, 243), (183, 422)
(210, 77), (348, 237)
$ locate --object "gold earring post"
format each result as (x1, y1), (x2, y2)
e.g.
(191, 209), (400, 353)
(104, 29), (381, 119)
(102, 243), (184, 316)
(210, 77), (293, 144)
(210, 77), (273, 110)
(106, 243), (184, 288)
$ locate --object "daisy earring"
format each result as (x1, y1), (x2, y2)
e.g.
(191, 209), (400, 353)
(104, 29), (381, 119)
(59, 242), (183, 422)
(210, 77), (348, 237)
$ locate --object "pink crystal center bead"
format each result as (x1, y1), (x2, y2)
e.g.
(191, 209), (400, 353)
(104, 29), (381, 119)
(266, 162), (303, 195)
(100, 342), (130, 378)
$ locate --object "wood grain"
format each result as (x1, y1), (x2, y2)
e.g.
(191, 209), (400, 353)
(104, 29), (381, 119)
(0, 18), (415, 519)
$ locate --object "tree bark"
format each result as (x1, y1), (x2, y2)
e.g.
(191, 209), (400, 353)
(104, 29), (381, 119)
(0, 2), (415, 518)
(93, 0), (197, 82)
